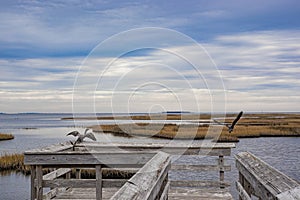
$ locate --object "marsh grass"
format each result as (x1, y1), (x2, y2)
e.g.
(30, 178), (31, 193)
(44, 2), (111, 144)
(0, 154), (30, 174)
(0, 133), (14, 140)
(90, 113), (300, 142)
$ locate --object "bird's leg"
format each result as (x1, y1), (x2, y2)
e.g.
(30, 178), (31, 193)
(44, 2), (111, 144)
(72, 140), (77, 151)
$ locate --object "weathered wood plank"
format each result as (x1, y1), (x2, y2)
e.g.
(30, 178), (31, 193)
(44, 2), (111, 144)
(36, 166), (43, 200)
(24, 152), (156, 165)
(75, 144), (233, 156)
(76, 142), (235, 149)
(219, 155), (225, 188)
(236, 152), (300, 200)
(171, 164), (231, 171)
(42, 179), (127, 188)
(110, 151), (171, 200)
(170, 180), (230, 188)
(96, 165), (102, 200)
(276, 186), (300, 200)
(43, 187), (68, 200)
(75, 169), (81, 179)
(30, 166), (36, 200)
(168, 187), (233, 200)
(25, 142), (72, 153)
(43, 168), (71, 180)
(159, 181), (170, 200)
(236, 181), (251, 200)
(53, 187), (119, 200)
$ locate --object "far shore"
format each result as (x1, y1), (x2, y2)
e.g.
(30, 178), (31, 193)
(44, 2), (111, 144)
(80, 113), (300, 142)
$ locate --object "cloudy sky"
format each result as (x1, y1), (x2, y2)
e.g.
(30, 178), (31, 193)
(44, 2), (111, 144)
(1, 0), (300, 113)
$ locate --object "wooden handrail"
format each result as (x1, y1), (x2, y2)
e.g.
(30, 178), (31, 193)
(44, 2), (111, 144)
(110, 151), (171, 200)
(236, 152), (300, 200)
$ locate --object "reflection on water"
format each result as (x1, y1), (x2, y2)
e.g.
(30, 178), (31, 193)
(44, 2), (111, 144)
(0, 172), (30, 200)
(0, 126), (299, 199)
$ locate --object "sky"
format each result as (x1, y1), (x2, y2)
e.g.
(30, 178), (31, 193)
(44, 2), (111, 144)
(0, 0), (300, 113)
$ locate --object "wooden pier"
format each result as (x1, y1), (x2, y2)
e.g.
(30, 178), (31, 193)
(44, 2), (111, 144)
(24, 142), (300, 200)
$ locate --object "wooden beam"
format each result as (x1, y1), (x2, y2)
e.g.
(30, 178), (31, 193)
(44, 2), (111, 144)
(219, 155), (225, 188)
(36, 165), (43, 200)
(76, 145), (232, 156)
(42, 179), (127, 188)
(43, 168), (71, 180)
(110, 151), (171, 200)
(25, 142), (72, 153)
(159, 181), (170, 200)
(75, 169), (81, 179)
(171, 164), (231, 171)
(30, 166), (36, 200)
(96, 165), (102, 200)
(24, 152), (156, 165)
(76, 142), (235, 149)
(43, 187), (67, 200)
(170, 180), (230, 188)
(236, 181), (251, 200)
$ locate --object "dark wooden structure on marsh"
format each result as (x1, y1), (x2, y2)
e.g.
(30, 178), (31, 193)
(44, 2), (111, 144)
(24, 142), (300, 200)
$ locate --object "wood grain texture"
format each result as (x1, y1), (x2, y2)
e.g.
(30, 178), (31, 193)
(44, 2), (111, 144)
(236, 151), (300, 200)
(236, 181), (251, 200)
(110, 151), (170, 200)
(43, 168), (71, 180)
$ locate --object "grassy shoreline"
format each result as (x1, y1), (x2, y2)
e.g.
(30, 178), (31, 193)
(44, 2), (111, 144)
(0, 133), (14, 141)
(88, 113), (300, 142)
(0, 154), (30, 174)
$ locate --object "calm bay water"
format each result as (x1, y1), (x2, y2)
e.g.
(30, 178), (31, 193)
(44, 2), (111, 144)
(0, 113), (299, 200)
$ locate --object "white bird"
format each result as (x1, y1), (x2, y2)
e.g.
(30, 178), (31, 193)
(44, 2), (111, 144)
(213, 111), (243, 133)
(67, 128), (96, 150)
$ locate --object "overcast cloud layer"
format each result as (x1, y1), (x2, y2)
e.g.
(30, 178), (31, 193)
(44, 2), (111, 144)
(0, 0), (299, 113)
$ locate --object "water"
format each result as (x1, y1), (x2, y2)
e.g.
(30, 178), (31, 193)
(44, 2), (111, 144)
(0, 113), (299, 200)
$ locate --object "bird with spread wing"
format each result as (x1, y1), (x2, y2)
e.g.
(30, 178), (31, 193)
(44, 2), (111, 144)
(67, 128), (97, 150)
(213, 111), (243, 133)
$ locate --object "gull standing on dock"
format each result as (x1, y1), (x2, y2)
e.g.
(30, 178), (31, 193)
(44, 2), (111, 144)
(67, 128), (97, 150)
(214, 111), (243, 133)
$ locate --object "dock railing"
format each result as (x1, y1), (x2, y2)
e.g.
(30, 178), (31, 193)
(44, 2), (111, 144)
(24, 143), (171, 200)
(77, 142), (235, 189)
(24, 142), (235, 200)
(235, 151), (300, 200)
(110, 151), (170, 200)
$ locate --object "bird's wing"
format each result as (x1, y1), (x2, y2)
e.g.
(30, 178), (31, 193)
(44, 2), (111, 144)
(84, 132), (97, 141)
(67, 131), (80, 137)
(84, 128), (90, 134)
(231, 111), (243, 127)
(213, 119), (229, 127)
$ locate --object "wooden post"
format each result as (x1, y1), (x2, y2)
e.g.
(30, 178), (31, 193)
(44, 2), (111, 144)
(96, 165), (102, 200)
(238, 172), (244, 200)
(75, 168), (81, 179)
(30, 165), (36, 200)
(238, 172), (252, 200)
(218, 155), (224, 188)
(36, 165), (43, 200)
(66, 171), (71, 179)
